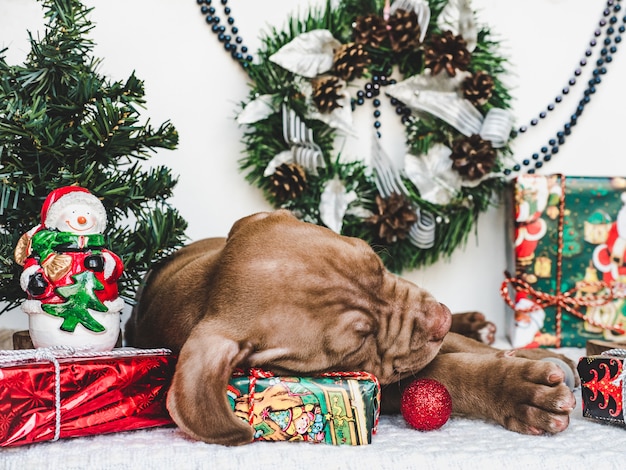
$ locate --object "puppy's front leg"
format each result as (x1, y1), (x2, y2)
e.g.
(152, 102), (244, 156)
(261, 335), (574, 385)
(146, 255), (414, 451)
(414, 350), (575, 435)
(167, 321), (255, 446)
(381, 349), (576, 435)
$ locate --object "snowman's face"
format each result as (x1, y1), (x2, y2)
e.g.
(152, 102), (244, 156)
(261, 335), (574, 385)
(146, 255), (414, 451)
(52, 202), (104, 234)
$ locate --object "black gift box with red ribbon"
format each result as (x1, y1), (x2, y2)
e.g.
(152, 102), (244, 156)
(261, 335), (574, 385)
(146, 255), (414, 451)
(578, 351), (626, 428)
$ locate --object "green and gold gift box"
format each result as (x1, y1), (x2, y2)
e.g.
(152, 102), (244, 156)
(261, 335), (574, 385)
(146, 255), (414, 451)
(227, 370), (380, 445)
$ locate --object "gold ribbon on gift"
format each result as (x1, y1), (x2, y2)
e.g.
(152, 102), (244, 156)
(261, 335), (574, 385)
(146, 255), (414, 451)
(501, 175), (626, 347)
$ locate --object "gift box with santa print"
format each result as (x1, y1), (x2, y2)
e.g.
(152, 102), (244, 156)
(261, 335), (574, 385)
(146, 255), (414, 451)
(502, 174), (626, 348)
(577, 349), (626, 428)
(0, 347), (175, 447)
(228, 370), (380, 445)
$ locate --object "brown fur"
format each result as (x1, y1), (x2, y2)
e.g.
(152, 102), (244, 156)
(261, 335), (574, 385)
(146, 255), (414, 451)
(126, 210), (577, 446)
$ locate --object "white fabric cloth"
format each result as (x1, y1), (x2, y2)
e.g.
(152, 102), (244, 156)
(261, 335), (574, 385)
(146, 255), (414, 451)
(1, 390), (623, 470)
(1, 346), (623, 469)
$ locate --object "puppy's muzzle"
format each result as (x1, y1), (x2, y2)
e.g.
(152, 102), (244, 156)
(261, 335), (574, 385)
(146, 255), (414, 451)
(429, 303), (452, 343)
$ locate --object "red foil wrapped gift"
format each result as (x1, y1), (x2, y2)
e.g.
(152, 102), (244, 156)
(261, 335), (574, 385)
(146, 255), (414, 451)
(0, 347), (175, 447)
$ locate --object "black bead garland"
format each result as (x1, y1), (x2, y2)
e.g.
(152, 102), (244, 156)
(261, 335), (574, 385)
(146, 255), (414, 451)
(198, 0), (623, 175)
(197, 0), (253, 70)
(505, 0), (624, 175)
(350, 70), (408, 139)
(513, 2), (613, 138)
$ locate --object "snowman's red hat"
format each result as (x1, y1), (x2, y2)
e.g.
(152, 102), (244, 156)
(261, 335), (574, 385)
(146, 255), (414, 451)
(41, 186), (107, 231)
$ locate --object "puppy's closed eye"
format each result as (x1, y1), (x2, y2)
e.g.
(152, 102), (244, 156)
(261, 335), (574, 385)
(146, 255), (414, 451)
(353, 317), (375, 336)
(325, 311), (376, 354)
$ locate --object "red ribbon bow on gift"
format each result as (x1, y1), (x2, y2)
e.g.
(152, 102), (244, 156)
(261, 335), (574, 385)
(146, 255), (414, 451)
(501, 273), (626, 335)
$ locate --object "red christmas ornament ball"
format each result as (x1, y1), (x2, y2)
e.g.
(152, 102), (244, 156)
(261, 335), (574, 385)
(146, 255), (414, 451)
(400, 378), (452, 431)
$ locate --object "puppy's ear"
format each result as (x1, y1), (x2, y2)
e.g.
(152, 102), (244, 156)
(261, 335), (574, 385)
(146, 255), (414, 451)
(167, 322), (254, 446)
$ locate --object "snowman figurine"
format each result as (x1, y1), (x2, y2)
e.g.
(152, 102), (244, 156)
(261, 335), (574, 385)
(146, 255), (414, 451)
(14, 186), (124, 351)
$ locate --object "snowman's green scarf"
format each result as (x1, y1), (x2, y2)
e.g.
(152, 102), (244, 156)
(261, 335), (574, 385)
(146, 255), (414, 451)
(30, 229), (105, 260)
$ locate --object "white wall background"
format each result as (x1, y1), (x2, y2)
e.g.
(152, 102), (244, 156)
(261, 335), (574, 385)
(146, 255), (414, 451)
(1, 0), (625, 338)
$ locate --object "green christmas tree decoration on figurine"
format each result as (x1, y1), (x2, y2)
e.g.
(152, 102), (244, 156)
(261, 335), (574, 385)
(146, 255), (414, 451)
(42, 270), (108, 333)
(0, 0), (188, 312)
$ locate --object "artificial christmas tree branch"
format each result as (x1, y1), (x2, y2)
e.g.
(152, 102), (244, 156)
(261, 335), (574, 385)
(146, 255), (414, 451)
(0, 0), (187, 312)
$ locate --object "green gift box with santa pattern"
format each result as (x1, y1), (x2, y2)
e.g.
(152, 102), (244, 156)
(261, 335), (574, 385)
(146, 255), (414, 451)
(502, 174), (626, 348)
(226, 370), (380, 445)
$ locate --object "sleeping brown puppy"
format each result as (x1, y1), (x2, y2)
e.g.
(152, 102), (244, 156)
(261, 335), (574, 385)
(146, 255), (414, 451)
(125, 209), (577, 446)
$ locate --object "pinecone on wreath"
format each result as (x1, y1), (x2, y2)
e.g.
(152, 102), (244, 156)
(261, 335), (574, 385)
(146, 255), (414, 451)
(387, 9), (422, 53)
(423, 30), (471, 77)
(269, 162), (307, 202)
(450, 134), (496, 180)
(366, 193), (418, 244)
(353, 14), (388, 49)
(312, 76), (344, 113)
(462, 71), (495, 106)
(333, 43), (370, 81)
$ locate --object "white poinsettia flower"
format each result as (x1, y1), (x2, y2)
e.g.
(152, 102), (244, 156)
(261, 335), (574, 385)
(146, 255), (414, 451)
(386, 70), (469, 101)
(237, 94), (278, 125)
(269, 30), (341, 78)
(319, 176), (357, 234)
(263, 150), (293, 177)
(390, 0), (431, 42)
(386, 71), (482, 137)
(437, 0), (478, 52)
(404, 143), (494, 205)
(404, 144), (461, 205)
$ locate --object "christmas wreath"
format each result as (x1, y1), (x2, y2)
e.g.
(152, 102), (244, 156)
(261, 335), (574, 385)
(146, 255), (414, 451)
(236, 0), (514, 272)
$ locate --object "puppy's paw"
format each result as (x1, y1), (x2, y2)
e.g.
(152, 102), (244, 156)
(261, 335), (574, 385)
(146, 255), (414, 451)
(508, 348), (580, 388)
(450, 311), (496, 345)
(492, 356), (576, 435)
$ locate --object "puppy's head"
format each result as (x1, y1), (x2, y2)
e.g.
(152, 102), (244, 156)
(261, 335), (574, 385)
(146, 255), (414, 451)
(167, 209), (452, 445)
(209, 209), (452, 384)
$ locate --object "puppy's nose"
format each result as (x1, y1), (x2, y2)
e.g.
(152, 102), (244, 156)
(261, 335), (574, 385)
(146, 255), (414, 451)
(430, 302), (452, 342)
